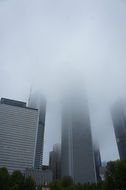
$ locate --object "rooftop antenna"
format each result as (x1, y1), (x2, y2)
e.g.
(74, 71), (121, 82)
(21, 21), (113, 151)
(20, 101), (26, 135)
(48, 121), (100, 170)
(28, 85), (32, 106)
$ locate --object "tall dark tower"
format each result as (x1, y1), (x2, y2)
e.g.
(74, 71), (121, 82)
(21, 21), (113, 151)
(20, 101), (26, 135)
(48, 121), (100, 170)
(28, 92), (46, 168)
(111, 100), (126, 160)
(61, 90), (96, 184)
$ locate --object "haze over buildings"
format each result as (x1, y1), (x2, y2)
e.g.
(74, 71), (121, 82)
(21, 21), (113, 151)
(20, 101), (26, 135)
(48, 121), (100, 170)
(1, 0), (126, 164)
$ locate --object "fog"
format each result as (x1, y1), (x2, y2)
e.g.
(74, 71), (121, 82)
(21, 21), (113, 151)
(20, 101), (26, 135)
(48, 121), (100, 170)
(0, 0), (126, 164)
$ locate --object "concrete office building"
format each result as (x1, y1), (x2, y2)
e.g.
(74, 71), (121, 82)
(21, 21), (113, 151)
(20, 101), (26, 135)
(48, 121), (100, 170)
(111, 100), (126, 160)
(28, 92), (46, 169)
(61, 91), (97, 184)
(0, 98), (39, 173)
(49, 143), (61, 180)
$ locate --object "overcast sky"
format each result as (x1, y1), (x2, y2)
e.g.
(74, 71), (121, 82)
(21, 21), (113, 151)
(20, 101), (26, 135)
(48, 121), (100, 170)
(0, 0), (126, 164)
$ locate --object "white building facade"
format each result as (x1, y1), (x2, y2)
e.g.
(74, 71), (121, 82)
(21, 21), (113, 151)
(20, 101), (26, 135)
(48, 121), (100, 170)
(0, 98), (39, 173)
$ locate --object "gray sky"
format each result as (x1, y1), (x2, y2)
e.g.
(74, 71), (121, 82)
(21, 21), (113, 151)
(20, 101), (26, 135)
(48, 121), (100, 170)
(0, 0), (126, 164)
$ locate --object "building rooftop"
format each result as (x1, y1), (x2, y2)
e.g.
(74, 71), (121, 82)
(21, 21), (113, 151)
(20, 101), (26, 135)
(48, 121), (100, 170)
(0, 98), (38, 111)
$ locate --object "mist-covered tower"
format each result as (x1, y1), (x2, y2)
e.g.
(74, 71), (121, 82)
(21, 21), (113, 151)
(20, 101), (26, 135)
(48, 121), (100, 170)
(61, 90), (97, 184)
(28, 92), (46, 169)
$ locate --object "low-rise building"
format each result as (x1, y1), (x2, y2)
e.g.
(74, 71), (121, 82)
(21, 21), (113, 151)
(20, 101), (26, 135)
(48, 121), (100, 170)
(25, 168), (53, 185)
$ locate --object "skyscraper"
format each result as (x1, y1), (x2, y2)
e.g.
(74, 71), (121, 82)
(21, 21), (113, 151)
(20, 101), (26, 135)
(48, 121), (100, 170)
(94, 143), (101, 181)
(61, 92), (97, 184)
(49, 143), (61, 180)
(111, 100), (126, 160)
(28, 92), (46, 169)
(0, 98), (39, 173)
